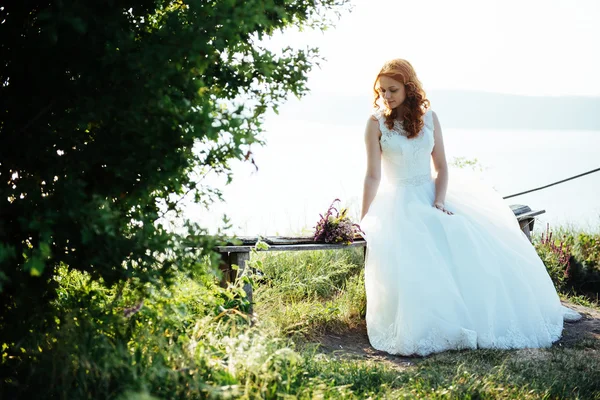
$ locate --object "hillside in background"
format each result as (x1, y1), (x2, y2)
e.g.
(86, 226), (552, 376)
(429, 91), (600, 131)
(278, 90), (600, 131)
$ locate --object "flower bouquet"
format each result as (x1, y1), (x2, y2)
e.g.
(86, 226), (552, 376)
(313, 199), (364, 244)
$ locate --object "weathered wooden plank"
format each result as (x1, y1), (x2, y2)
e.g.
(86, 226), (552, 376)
(264, 236), (316, 245)
(515, 210), (545, 220)
(220, 206), (544, 250)
(224, 236), (263, 245)
(510, 204), (532, 216)
(216, 240), (367, 254)
(224, 236), (320, 246)
(230, 252), (252, 314)
(510, 204), (546, 220)
(225, 236), (333, 246)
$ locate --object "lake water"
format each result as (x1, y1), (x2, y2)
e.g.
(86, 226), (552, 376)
(185, 120), (600, 236)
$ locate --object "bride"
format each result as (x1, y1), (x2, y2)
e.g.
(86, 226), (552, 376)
(360, 58), (580, 356)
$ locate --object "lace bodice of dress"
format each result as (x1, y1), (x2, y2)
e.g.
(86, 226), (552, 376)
(375, 109), (435, 186)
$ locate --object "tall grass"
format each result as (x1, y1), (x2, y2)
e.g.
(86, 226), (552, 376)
(250, 224), (600, 399)
(253, 248), (366, 339)
(2, 225), (600, 399)
(1, 261), (393, 399)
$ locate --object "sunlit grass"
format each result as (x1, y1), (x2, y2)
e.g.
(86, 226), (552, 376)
(253, 248), (366, 339)
(250, 224), (600, 399)
(3, 225), (600, 399)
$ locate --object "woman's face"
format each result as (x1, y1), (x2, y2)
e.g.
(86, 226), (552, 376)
(377, 75), (406, 110)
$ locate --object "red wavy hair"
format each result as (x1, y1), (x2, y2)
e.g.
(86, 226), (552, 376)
(373, 59), (430, 139)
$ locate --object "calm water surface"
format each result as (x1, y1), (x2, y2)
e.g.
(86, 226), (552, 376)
(186, 121), (600, 236)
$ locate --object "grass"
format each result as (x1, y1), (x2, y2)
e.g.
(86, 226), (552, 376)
(253, 248), (366, 339)
(3, 226), (600, 399)
(385, 344), (600, 399)
(559, 292), (600, 310)
(250, 226), (600, 399)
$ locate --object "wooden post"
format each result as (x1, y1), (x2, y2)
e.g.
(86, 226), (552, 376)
(509, 204), (544, 243)
(230, 251), (253, 314)
(218, 252), (231, 288)
(519, 218), (533, 242)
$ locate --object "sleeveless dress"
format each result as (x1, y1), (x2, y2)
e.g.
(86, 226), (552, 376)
(360, 109), (580, 356)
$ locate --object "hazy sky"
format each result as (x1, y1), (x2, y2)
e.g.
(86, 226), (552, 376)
(265, 0), (600, 97)
(185, 0), (600, 235)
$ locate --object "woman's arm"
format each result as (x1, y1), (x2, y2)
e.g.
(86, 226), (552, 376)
(361, 117), (382, 220)
(431, 111), (453, 215)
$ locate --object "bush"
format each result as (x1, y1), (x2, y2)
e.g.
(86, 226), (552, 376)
(0, 0), (348, 342)
(575, 232), (600, 267)
(0, 264), (392, 399)
(534, 224), (600, 298)
(0, 0), (351, 396)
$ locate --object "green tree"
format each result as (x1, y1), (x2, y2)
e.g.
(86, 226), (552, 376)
(0, 0), (348, 340)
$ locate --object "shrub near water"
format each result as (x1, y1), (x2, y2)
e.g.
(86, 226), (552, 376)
(534, 224), (600, 299)
(576, 231), (600, 268)
(1, 0), (355, 397)
(0, 0), (350, 355)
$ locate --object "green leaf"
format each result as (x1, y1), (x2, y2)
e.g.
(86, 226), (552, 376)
(24, 255), (45, 277)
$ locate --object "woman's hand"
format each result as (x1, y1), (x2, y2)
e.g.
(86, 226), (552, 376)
(433, 202), (454, 215)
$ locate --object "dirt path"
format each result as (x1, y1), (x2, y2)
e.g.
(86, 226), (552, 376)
(315, 300), (600, 370)
(555, 300), (600, 345)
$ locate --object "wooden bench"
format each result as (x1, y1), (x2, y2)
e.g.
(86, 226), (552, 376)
(217, 204), (544, 313)
(510, 204), (545, 241)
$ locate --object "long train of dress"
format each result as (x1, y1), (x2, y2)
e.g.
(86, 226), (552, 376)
(361, 109), (580, 356)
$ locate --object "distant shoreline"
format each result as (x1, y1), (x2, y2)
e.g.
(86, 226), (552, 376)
(429, 90), (600, 131)
(275, 90), (600, 131)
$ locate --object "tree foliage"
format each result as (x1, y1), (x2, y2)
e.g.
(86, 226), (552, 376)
(0, 0), (348, 339)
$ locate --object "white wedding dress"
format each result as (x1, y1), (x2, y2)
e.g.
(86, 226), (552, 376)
(361, 109), (580, 357)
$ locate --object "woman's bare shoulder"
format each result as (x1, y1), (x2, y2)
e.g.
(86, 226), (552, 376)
(365, 115), (381, 139)
(366, 114), (380, 128)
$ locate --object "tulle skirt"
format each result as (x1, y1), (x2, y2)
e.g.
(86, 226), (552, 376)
(361, 168), (575, 356)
